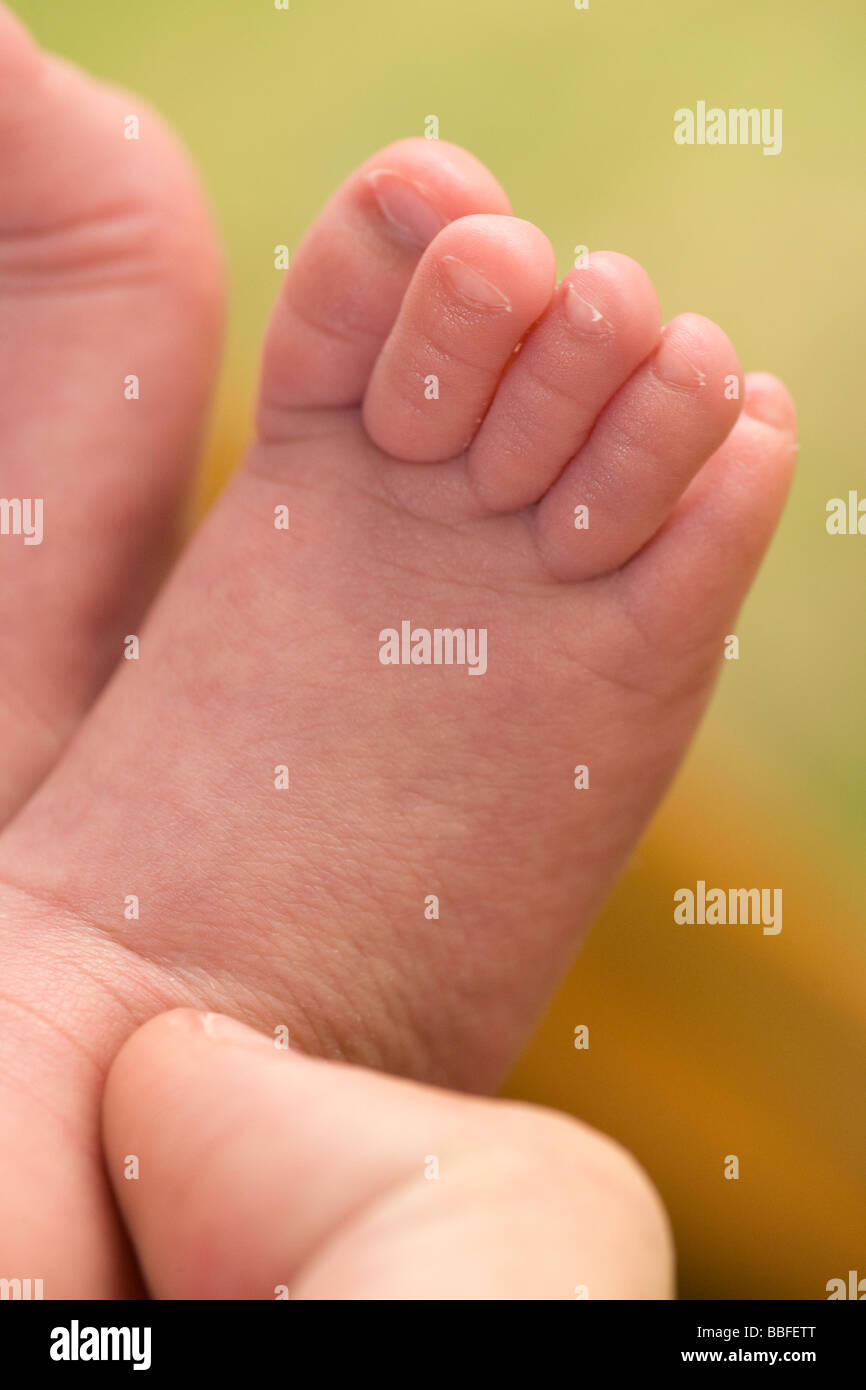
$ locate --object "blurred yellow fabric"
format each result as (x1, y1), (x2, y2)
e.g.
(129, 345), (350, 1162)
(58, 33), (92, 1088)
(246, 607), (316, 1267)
(20, 0), (866, 1298)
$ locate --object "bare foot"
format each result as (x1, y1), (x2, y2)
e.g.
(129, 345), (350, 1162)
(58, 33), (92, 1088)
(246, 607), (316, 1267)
(0, 4), (222, 817)
(0, 133), (795, 1294)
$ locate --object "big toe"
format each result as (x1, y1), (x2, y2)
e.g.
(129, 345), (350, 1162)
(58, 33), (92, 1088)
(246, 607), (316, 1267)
(256, 136), (513, 433)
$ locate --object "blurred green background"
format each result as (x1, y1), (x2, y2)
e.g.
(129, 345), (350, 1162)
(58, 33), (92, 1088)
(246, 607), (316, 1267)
(19, 0), (865, 1298)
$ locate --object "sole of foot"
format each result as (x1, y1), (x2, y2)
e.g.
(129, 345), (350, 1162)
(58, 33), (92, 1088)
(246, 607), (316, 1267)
(0, 134), (795, 1295)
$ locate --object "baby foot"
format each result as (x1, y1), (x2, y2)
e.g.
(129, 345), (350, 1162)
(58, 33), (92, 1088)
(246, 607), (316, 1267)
(0, 4), (222, 817)
(0, 137), (795, 1294)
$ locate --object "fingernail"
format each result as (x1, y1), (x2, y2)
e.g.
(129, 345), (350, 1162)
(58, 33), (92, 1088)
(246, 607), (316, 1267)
(201, 1012), (275, 1051)
(655, 329), (707, 389)
(368, 169), (448, 247)
(440, 255), (512, 310)
(564, 282), (612, 334)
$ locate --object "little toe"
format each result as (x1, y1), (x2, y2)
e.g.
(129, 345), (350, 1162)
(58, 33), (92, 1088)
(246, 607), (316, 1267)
(610, 371), (797, 653)
(256, 139), (512, 435)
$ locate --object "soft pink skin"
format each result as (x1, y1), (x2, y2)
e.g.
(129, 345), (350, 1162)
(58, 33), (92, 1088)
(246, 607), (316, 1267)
(0, 3), (223, 1293)
(0, 62), (796, 1297)
(0, 8), (223, 818)
(469, 252), (663, 512)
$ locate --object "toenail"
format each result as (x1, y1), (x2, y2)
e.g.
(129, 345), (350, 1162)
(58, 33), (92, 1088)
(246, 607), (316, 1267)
(655, 328), (707, 390)
(563, 282), (613, 334)
(440, 255), (512, 310)
(368, 169), (448, 247)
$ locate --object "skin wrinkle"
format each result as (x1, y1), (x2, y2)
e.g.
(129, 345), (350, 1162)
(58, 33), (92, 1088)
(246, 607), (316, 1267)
(244, 451), (533, 590)
(0, 669), (63, 752)
(0, 872), (372, 1070)
(0, 260), (182, 297)
(0, 203), (169, 262)
(34, 791), (422, 1057)
(0, 992), (104, 1086)
(607, 577), (726, 699)
(0, 877), (219, 1014)
(0, 1019), (90, 1149)
(280, 289), (384, 355)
